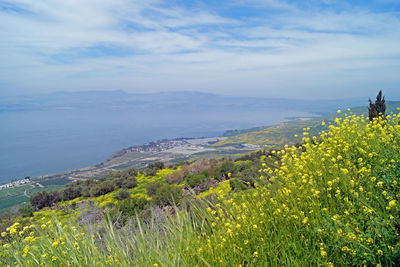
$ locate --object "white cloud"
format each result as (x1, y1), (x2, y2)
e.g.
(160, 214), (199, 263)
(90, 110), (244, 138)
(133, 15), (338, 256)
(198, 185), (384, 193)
(0, 0), (400, 98)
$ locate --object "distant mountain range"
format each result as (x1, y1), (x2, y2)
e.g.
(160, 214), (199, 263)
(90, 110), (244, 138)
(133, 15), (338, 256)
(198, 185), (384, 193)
(0, 90), (370, 115)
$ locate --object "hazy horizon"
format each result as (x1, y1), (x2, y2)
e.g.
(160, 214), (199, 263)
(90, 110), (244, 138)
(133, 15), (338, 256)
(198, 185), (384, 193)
(2, 89), (400, 102)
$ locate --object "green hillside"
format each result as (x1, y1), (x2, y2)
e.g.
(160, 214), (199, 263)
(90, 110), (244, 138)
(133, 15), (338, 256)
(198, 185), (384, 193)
(1, 106), (400, 266)
(214, 101), (400, 147)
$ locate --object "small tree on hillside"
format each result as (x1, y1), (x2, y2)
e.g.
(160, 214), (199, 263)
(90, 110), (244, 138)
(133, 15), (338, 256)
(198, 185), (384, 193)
(368, 90), (386, 121)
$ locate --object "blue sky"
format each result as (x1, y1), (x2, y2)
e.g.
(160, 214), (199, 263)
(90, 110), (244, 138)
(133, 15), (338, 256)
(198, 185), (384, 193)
(1, 0), (400, 99)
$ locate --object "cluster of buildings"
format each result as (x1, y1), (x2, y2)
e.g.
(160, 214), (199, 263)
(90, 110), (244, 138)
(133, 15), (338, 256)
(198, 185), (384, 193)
(127, 139), (189, 153)
(0, 178), (32, 190)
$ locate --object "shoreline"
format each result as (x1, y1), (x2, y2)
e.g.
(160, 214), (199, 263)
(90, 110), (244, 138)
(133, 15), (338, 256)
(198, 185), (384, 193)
(1, 134), (258, 189)
(0, 115), (316, 188)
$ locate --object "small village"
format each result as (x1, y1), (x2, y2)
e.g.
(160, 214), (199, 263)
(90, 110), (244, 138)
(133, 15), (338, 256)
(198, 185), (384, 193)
(0, 178), (32, 190)
(121, 139), (189, 154)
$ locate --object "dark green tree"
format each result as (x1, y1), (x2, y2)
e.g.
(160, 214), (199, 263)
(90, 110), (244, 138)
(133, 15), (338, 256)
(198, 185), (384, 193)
(30, 191), (51, 210)
(368, 90), (386, 121)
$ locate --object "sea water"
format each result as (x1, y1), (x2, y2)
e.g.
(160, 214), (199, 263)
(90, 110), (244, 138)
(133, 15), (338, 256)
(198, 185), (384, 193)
(0, 107), (315, 183)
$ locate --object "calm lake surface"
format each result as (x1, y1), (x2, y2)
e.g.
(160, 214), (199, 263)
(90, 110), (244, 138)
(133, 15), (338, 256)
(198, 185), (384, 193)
(0, 108), (315, 183)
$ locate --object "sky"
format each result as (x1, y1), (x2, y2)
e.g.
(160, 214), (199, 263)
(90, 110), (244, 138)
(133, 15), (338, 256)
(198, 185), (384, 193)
(1, 0), (400, 99)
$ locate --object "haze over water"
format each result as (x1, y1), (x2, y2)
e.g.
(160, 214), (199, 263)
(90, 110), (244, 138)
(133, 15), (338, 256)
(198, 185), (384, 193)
(0, 105), (315, 183)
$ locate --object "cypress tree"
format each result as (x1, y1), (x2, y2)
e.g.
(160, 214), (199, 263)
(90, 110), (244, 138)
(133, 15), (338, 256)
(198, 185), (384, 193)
(368, 90), (386, 121)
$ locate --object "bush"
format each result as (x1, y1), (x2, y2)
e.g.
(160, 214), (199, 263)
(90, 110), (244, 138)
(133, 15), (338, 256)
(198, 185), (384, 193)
(214, 160), (235, 180)
(234, 161), (252, 172)
(30, 190), (60, 210)
(18, 203), (34, 217)
(152, 184), (182, 206)
(186, 173), (207, 188)
(119, 197), (148, 216)
(115, 190), (131, 200)
(81, 186), (91, 198)
(144, 162), (165, 176)
(109, 197), (149, 226)
(89, 181), (115, 197)
(109, 168), (138, 188)
(165, 170), (186, 184)
(121, 177), (138, 189)
(237, 167), (259, 187)
(62, 184), (83, 201)
(146, 181), (164, 197)
(229, 178), (248, 191)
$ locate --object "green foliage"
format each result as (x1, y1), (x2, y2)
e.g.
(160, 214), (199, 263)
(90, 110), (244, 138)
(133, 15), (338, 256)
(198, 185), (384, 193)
(0, 184), (66, 214)
(0, 195), (29, 214)
(62, 184), (82, 201)
(214, 160), (235, 180)
(152, 184), (182, 206)
(185, 172), (207, 187)
(121, 177), (138, 189)
(27, 168), (139, 210)
(18, 204), (34, 217)
(109, 167), (138, 188)
(145, 181), (163, 197)
(30, 190), (60, 210)
(118, 197), (148, 217)
(0, 185), (32, 197)
(89, 181), (115, 197)
(369, 90), (386, 121)
(144, 161), (165, 176)
(108, 196), (149, 226)
(38, 177), (71, 186)
(229, 178), (248, 191)
(114, 190), (131, 200)
(164, 170), (186, 184)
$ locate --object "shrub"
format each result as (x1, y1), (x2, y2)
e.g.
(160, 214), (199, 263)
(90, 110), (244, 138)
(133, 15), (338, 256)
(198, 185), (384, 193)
(119, 197), (148, 216)
(152, 184), (182, 206)
(115, 190), (131, 200)
(18, 203), (34, 217)
(144, 161), (165, 176)
(109, 168), (138, 187)
(81, 186), (91, 198)
(121, 177), (138, 189)
(62, 184), (83, 201)
(165, 170), (186, 184)
(229, 178), (248, 191)
(237, 167), (259, 187)
(89, 181), (115, 197)
(111, 177), (125, 188)
(185, 173), (207, 188)
(30, 191), (60, 210)
(146, 181), (164, 197)
(214, 160), (235, 180)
